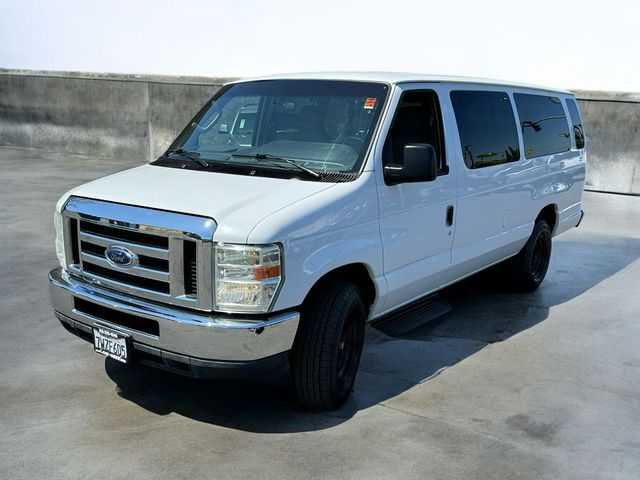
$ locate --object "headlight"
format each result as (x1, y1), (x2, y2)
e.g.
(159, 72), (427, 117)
(54, 210), (67, 268)
(214, 243), (282, 313)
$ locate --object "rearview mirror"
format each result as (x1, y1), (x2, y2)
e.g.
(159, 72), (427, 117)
(383, 143), (438, 185)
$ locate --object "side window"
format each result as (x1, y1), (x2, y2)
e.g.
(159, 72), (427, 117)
(565, 98), (585, 149)
(383, 90), (446, 173)
(450, 91), (520, 169)
(514, 93), (571, 158)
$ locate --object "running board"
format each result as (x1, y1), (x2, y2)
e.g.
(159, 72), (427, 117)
(371, 294), (451, 337)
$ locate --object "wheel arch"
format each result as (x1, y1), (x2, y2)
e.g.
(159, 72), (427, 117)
(536, 204), (558, 235)
(302, 263), (377, 317)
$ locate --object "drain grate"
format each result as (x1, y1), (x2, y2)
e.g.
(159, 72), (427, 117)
(371, 294), (451, 336)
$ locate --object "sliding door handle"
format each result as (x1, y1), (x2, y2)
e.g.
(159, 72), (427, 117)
(446, 205), (454, 226)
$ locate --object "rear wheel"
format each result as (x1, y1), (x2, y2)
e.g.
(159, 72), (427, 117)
(290, 281), (366, 410)
(506, 219), (552, 292)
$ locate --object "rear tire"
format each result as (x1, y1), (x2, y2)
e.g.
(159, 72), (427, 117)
(290, 281), (366, 410)
(506, 219), (552, 292)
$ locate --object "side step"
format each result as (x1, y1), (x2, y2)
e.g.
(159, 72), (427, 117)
(371, 294), (451, 337)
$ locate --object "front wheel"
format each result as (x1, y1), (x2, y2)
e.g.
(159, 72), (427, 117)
(506, 219), (552, 292)
(290, 281), (366, 410)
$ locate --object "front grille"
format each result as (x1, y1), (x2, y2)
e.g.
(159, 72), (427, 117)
(79, 220), (168, 248)
(80, 241), (169, 271)
(183, 240), (198, 295)
(62, 197), (215, 311)
(83, 261), (171, 294)
(78, 220), (172, 296)
(69, 218), (80, 264)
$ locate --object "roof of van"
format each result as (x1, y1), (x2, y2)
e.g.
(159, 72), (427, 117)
(230, 71), (573, 95)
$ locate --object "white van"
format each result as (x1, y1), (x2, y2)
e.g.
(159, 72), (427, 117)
(49, 73), (586, 410)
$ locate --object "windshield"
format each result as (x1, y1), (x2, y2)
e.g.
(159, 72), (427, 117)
(166, 80), (389, 178)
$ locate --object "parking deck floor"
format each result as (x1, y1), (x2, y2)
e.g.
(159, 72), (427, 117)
(1, 146), (639, 479)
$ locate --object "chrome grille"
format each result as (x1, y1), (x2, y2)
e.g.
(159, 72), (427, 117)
(183, 240), (198, 295)
(62, 197), (216, 311)
(79, 222), (171, 294)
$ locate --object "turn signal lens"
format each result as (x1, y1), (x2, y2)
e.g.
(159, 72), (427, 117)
(254, 265), (281, 280)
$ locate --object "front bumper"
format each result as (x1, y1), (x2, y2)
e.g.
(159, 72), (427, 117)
(49, 267), (300, 377)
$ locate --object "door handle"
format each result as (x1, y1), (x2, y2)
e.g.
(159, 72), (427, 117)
(446, 205), (454, 226)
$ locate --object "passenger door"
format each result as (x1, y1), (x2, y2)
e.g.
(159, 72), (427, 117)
(444, 88), (538, 283)
(375, 85), (457, 313)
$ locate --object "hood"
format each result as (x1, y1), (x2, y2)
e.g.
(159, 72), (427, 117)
(60, 164), (336, 243)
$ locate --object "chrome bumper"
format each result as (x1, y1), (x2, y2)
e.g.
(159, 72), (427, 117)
(49, 267), (300, 364)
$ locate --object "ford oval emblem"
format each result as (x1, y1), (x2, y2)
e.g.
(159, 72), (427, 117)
(105, 245), (138, 268)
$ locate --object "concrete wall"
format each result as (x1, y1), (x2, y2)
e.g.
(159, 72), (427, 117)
(574, 91), (640, 195)
(0, 70), (232, 161)
(0, 69), (638, 194)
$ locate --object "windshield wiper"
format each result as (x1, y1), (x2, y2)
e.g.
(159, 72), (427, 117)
(230, 153), (322, 179)
(165, 148), (209, 168)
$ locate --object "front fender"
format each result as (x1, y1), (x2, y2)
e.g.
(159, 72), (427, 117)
(247, 172), (387, 313)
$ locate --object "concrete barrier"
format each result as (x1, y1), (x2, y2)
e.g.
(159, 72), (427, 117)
(574, 91), (640, 195)
(0, 69), (232, 161)
(0, 69), (638, 194)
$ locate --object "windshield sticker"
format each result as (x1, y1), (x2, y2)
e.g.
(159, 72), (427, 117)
(364, 97), (377, 110)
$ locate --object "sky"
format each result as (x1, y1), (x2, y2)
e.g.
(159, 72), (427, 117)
(1, 0), (639, 91)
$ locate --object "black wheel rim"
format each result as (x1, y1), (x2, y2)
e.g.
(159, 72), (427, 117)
(337, 313), (358, 382)
(530, 231), (550, 283)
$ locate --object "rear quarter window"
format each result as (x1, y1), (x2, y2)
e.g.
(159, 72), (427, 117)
(514, 93), (571, 158)
(450, 90), (520, 169)
(565, 98), (585, 149)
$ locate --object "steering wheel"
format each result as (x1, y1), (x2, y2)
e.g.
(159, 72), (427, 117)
(226, 130), (246, 148)
(342, 136), (365, 150)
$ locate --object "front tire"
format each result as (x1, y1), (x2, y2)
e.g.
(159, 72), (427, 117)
(290, 281), (366, 410)
(507, 219), (552, 292)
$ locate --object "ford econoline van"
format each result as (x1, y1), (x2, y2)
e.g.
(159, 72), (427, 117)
(49, 73), (586, 410)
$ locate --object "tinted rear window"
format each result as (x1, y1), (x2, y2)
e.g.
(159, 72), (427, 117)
(565, 98), (585, 149)
(514, 93), (571, 158)
(450, 91), (520, 169)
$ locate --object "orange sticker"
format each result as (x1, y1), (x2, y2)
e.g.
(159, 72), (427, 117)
(364, 97), (377, 109)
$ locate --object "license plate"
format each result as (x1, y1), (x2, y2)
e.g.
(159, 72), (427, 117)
(93, 326), (129, 364)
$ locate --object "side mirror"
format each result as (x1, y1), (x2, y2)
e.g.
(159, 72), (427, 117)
(218, 123), (229, 134)
(384, 143), (438, 185)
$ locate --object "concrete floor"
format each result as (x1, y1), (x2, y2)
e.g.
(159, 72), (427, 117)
(1, 145), (639, 479)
